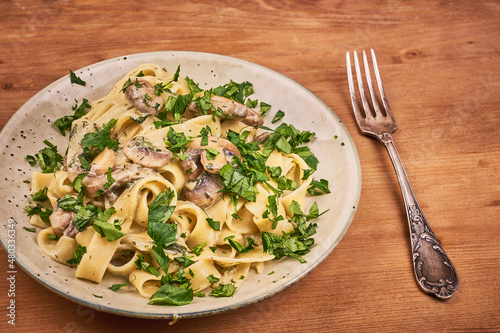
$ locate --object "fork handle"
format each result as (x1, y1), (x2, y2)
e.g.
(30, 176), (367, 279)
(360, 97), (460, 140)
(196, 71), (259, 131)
(381, 133), (458, 299)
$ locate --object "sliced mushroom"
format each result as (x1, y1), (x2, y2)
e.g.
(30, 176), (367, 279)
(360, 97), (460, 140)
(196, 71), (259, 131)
(124, 78), (164, 114)
(83, 163), (153, 198)
(181, 172), (224, 208)
(50, 206), (77, 238)
(123, 136), (172, 168)
(254, 131), (271, 145)
(188, 95), (264, 127)
(180, 136), (241, 180)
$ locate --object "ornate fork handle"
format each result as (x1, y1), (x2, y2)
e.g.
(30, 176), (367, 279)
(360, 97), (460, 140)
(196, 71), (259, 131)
(381, 133), (458, 299)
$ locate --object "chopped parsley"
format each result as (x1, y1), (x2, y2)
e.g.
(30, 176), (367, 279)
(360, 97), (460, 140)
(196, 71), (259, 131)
(259, 102), (272, 117)
(206, 218), (220, 231)
(80, 119), (119, 157)
(92, 208), (125, 241)
(271, 110), (285, 123)
(30, 186), (48, 201)
(206, 274), (219, 284)
(54, 99), (91, 136)
(66, 244), (87, 265)
(224, 236), (256, 253)
(103, 167), (115, 190)
(164, 127), (192, 154)
(26, 140), (64, 173)
(135, 253), (159, 277)
(25, 205), (52, 223)
(152, 244), (170, 273)
(69, 70), (86, 86)
(192, 242), (207, 256)
(307, 179), (331, 196)
(261, 200), (326, 263)
(108, 283), (130, 292)
(210, 283), (236, 297)
(149, 283), (193, 306)
(212, 80), (253, 105)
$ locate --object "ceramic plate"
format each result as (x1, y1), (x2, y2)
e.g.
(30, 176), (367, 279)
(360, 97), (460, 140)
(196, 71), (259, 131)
(0, 52), (361, 319)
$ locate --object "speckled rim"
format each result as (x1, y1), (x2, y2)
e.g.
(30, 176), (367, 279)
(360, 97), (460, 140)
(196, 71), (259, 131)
(0, 51), (361, 319)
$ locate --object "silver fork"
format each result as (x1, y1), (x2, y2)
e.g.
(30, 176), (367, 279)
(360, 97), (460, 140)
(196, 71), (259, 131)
(346, 49), (458, 300)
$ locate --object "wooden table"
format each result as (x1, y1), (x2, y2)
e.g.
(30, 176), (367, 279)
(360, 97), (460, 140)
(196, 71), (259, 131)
(1, 1), (499, 332)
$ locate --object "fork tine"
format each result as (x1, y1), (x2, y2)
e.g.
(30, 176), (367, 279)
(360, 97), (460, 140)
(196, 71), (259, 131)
(353, 51), (374, 119)
(370, 49), (396, 121)
(362, 50), (384, 117)
(346, 52), (365, 122)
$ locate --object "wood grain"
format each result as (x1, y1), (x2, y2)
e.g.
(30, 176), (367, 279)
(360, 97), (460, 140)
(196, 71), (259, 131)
(1, 0), (499, 331)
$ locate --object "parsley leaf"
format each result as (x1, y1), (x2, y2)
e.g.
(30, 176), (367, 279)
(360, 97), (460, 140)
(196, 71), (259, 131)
(173, 65), (181, 82)
(54, 99), (91, 136)
(261, 231), (312, 263)
(259, 102), (272, 117)
(30, 186), (48, 201)
(148, 190), (176, 225)
(152, 244), (170, 273)
(80, 119), (119, 155)
(134, 253), (159, 277)
(213, 80), (253, 105)
(71, 172), (88, 193)
(185, 76), (203, 93)
(206, 218), (220, 231)
(92, 207), (125, 241)
(307, 179), (331, 196)
(174, 255), (195, 268)
(25, 205), (52, 223)
(148, 222), (177, 248)
(149, 283), (193, 306)
(73, 205), (98, 232)
(69, 70), (86, 86)
(147, 189), (177, 247)
(109, 283), (129, 292)
(206, 274), (219, 284)
(165, 127), (192, 154)
(205, 147), (220, 160)
(66, 244), (87, 265)
(103, 167), (115, 190)
(192, 242), (207, 256)
(193, 90), (214, 115)
(271, 110), (285, 123)
(164, 93), (193, 122)
(210, 283), (236, 297)
(224, 236), (256, 253)
(27, 140), (64, 173)
(219, 164), (259, 202)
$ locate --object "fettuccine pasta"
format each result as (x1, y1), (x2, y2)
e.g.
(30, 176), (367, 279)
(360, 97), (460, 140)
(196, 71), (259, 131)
(25, 63), (329, 305)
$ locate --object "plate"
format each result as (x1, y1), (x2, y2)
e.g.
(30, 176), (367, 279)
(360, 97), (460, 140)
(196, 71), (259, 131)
(0, 52), (361, 319)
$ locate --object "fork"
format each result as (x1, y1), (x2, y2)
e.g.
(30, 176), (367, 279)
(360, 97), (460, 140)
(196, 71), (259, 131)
(346, 49), (458, 300)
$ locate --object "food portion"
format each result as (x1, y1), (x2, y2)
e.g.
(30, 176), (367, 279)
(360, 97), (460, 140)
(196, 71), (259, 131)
(25, 64), (330, 305)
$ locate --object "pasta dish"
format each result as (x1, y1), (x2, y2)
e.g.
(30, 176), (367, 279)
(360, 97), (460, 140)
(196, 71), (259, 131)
(25, 64), (329, 305)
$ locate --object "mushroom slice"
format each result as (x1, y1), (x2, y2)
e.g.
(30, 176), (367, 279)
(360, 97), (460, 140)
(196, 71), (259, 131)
(188, 95), (264, 127)
(254, 131), (271, 145)
(180, 136), (241, 180)
(182, 172), (224, 208)
(124, 78), (164, 114)
(123, 136), (172, 168)
(83, 164), (153, 198)
(50, 206), (77, 238)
